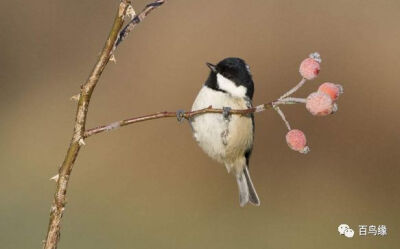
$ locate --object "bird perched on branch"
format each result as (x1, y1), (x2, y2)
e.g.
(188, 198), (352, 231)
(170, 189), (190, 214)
(191, 57), (260, 207)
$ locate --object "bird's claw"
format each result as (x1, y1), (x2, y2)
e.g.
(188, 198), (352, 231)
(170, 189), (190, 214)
(176, 109), (185, 122)
(223, 107), (231, 120)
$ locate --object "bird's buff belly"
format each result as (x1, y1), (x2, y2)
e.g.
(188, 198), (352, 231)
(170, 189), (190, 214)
(191, 113), (253, 164)
(191, 86), (253, 165)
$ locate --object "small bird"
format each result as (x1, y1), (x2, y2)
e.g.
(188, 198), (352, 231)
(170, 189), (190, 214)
(190, 57), (260, 206)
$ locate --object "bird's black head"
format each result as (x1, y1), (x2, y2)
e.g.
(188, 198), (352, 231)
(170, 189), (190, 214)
(204, 57), (254, 100)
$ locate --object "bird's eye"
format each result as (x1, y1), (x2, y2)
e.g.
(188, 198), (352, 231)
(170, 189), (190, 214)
(222, 72), (232, 78)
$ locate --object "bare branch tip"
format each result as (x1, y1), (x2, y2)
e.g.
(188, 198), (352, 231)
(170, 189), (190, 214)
(119, 1), (128, 16)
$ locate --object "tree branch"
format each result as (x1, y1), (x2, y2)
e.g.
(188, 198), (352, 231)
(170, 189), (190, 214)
(279, 78), (307, 100)
(83, 104), (270, 137)
(116, 0), (165, 47)
(43, 1), (165, 249)
(83, 96), (307, 138)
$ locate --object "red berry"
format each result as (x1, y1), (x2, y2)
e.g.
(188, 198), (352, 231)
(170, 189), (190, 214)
(299, 58), (320, 80)
(306, 92), (333, 116)
(286, 129), (309, 153)
(318, 82), (343, 101)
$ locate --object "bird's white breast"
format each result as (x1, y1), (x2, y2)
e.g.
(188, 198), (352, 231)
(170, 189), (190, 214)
(191, 86), (253, 171)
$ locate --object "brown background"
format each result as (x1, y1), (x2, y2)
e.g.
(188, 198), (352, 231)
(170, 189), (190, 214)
(0, 0), (399, 248)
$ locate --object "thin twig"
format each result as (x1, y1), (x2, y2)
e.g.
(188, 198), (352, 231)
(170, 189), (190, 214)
(83, 96), (308, 138)
(115, 0), (165, 47)
(43, 1), (165, 249)
(273, 97), (306, 105)
(273, 105), (291, 130)
(84, 103), (276, 138)
(279, 78), (307, 100)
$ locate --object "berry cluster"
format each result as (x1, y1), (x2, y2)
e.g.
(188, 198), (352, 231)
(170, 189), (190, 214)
(274, 52), (344, 153)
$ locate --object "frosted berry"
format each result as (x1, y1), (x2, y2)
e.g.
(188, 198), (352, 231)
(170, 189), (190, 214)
(318, 82), (343, 101)
(299, 58), (320, 80)
(306, 92), (333, 116)
(286, 129), (309, 154)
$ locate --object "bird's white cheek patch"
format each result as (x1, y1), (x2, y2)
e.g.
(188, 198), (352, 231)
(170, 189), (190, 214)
(217, 73), (247, 98)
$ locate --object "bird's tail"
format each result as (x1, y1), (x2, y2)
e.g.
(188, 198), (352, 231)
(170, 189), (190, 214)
(236, 167), (260, 207)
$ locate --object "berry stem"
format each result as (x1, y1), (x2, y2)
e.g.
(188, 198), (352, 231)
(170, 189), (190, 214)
(279, 78), (307, 100)
(274, 97), (306, 105)
(273, 105), (291, 130)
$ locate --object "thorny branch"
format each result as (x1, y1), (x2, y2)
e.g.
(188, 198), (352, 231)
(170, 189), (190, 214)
(43, 1), (165, 249)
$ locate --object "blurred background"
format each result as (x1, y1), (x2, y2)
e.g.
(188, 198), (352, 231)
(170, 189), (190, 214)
(0, 0), (399, 248)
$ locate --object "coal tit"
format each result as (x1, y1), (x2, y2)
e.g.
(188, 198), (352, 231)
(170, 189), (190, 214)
(191, 57), (260, 207)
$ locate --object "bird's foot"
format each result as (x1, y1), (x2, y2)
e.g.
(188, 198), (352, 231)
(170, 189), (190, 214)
(222, 106), (231, 120)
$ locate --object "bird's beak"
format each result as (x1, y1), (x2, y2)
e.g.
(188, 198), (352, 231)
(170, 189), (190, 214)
(206, 62), (217, 73)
